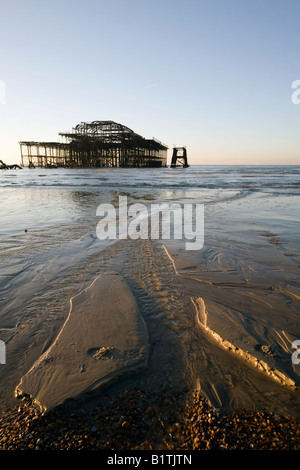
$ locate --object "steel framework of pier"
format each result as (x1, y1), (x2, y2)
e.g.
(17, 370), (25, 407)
(19, 121), (168, 168)
(170, 147), (189, 168)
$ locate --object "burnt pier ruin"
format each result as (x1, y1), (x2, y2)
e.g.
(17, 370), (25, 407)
(19, 121), (168, 168)
(170, 147), (189, 168)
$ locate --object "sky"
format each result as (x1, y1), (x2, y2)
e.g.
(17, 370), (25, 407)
(0, 0), (300, 166)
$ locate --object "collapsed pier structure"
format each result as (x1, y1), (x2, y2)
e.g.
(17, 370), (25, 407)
(19, 121), (168, 168)
(170, 147), (189, 168)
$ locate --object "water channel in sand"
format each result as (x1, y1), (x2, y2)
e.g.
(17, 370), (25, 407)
(0, 167), (300, 417)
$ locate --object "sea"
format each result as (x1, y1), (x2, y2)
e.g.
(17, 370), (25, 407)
(0, 165), (300, 415)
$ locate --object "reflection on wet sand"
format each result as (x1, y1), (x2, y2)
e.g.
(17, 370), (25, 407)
(1, 168), (300, 420)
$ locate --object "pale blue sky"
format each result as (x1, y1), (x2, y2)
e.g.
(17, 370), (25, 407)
(1, 0), (300, 165)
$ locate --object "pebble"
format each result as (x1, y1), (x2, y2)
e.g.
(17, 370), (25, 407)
(0, 389), (300, 450)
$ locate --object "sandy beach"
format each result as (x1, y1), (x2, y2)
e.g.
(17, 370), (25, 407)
(0, 166), (300, 451)
(2, 0), (300, 454)
(15, 273), (148, 411)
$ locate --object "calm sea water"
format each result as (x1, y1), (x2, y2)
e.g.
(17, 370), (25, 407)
(1, 164), (299, 285)
(0, 165), (299, 237)
(1, 165), (300, 192)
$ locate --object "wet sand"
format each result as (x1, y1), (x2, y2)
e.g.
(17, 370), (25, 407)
(11, 226), (300, 418)
(1, 184), (300, 450)
(16, 273), (148, 411)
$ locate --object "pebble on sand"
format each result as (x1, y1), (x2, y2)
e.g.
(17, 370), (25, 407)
(0, 390), (300, 451)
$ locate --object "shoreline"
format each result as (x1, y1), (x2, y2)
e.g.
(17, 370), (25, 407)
(2, 233), (300, 419)
(1, 389), (300, 451)
(1, 167), (300, 450)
